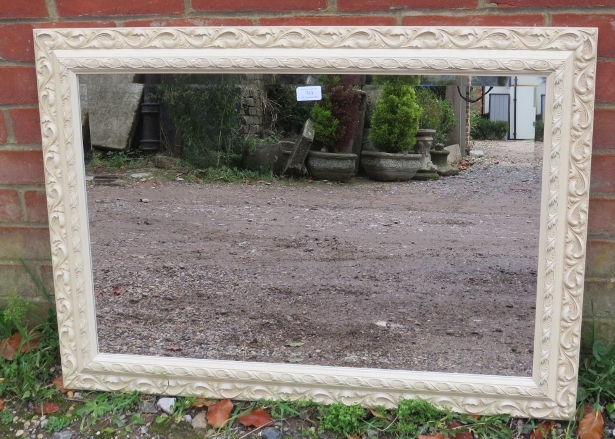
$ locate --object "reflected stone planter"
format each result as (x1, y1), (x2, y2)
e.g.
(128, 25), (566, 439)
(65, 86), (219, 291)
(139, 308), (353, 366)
(306, 150), (358, 181)
(360, 151), (422, 181)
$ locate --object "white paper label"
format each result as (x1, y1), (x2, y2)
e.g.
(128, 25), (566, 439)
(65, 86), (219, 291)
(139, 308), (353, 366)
(296, 86), (322, 101)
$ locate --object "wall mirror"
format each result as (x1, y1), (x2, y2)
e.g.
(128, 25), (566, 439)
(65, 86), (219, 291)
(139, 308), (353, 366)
(33, 26), (597, 419)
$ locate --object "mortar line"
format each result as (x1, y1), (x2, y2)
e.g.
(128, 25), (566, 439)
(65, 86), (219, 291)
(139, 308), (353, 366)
(1, 109), (15, 144)
(45, 0), (58, 21)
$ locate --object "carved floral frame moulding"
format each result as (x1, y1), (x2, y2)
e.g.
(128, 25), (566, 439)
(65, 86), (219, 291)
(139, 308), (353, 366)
(33, 26), (597, 419)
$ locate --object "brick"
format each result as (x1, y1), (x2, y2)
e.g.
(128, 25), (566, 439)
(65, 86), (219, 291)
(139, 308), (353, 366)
(593, 109), (615, 150)
(596, 60), (615, 105)
(24, 191), (48, 224)
(0, 150), (45, 185)
(581, 317), (615, 352)
(591, 154), (615, 193)
(123, 18), (253, 26)
(0, 263), (47, 297)
(0, 67), (38, 105)
(586, 239), (615, 278)
(38, 264), (55, 295)
(56, 0), (183, 17)
(0, 112), (7, 144)
(583, 280), (615, 317)
(402, 14), (545, 26)
(0, 22), (115, 63)
(0, 190), (22, 223)
(491, 0), (615, 6)
(552, 14), (615, 59)
(0, 0), (47, 19)
(10, 108), (41, 145)
(588, 197), (615, 234)
(193, 0), (326, 12)
(339, 0), (476, 11)
(260, 16), (397, 26)
(0, 226), (50, 260)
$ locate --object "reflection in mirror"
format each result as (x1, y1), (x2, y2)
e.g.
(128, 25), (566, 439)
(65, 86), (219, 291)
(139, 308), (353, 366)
(84, 73), (545, 377)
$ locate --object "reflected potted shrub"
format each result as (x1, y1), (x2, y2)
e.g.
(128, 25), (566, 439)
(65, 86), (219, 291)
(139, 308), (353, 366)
(306, 77), (362, 181)
(414, 86), (439, 151)
(362, 76), (422, 181)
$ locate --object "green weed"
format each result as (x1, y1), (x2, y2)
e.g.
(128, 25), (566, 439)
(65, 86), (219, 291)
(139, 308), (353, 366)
(319, 402), (366, 437)
(43, 415), (72, 433)
(0, 410), (13, 425)
(578, 339), (615, 409)
(188, 166), (277, 184)
(0, 262), (59, 405)
(75, 391), (141, 430)
(396, 399), (444, 437)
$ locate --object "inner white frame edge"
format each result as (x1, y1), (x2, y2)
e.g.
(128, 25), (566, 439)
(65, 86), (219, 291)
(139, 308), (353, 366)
(32, 26), (598, 420)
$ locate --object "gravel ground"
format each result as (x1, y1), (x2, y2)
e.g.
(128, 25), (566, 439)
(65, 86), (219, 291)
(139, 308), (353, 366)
(88, 140), (543, 376)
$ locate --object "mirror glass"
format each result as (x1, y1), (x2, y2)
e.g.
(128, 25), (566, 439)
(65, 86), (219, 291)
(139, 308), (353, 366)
(83, 73), (546, 377)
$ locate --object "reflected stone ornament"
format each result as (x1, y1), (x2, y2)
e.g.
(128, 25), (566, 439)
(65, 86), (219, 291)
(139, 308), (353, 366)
(413, 129), (439, 180)
(431, 149), (459, 176)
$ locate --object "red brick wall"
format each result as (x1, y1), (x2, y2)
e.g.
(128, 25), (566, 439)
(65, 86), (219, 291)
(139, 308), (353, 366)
(1, 1), (613, 341)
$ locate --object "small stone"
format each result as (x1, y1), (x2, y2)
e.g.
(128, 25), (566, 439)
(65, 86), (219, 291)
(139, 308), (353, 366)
(176, 177), (184, 181)
(131, 172), (152, 179)
(156, 397), (176, 415)
(140, 198), (149, 203)
(15, 430), (24, 437)
(183, 414), (192, 423)
(261, 426), (284, 439)
(138, 401), (158, 414)
(192, 412), (208, 430)
(375, 321), (387, 327)
(40, 419), (49, 429)
(470, 150), (484, 157)
(179, 263), (186, 269)
(140, 426), (149, 435)
(52, 432), (73, 439)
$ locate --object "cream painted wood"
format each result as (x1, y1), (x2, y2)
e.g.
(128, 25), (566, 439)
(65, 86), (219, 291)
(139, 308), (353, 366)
(33, 26), (597, 419)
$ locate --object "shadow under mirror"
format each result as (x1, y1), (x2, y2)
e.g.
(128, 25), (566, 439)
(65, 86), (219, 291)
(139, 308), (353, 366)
(83, 73), (545, 377)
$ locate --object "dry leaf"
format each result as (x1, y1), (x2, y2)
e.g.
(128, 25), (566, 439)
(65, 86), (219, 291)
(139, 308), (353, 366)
(207, 399), (233, 427)
(578, 407), (604, 439)
(0, 331), (42, 360)
(418, 434), (445, 439)
(52, 376), (69, 394)
(112, 286), (125, 295)
(21, 331), (41, 353)
(0, 399), (4, 411)
(369, 408), (386, 419)
(192, 398), (216, 408)
(34, 402), (60, 415)
(447, 421), (473, 439)
(348, 435), (360, 439)
(530, 421), (556, 439)
(0, 334), (18, 360)
(238, 408), (273, 428)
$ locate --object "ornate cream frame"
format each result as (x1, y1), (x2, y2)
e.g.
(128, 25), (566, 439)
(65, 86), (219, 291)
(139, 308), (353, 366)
(33, 26), (597, 419)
